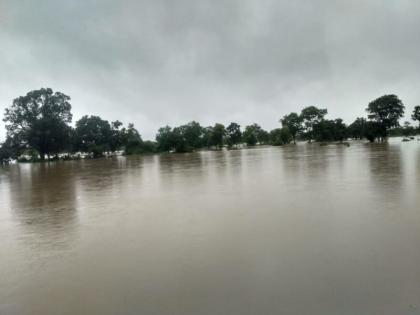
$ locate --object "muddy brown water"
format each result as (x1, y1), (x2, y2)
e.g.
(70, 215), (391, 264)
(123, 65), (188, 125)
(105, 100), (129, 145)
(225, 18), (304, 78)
(1, 139), (420, 315)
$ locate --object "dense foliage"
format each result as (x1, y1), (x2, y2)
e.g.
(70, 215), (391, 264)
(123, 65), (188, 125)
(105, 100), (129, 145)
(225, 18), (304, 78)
(1, 89), (419, 163)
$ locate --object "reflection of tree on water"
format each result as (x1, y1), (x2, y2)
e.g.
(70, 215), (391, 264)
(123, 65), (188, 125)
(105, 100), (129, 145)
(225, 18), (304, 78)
(366, 142), (404, 207)
(8, 162), (79, 252)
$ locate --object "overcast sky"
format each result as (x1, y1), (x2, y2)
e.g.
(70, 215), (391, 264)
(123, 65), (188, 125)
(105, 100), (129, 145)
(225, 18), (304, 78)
(1, 0), (420, 140)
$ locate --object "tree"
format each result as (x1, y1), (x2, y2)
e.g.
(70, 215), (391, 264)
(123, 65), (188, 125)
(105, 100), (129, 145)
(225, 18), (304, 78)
(3, 88), (73, 160)
(300, 106), (328, 142)
(202, 126), (213, 149)
(226, 122), (242, 148)
(242, 124), (259, 146)
(412, 106), (420, 127)
(74, 115), (112, 157)
(366, 94), (405, 140)
(109, 120), (125, 152)
(0, 137), (20, 164)
(348, 117), (368, 140)
(123, 123), (144, 154)
(210, 123), (225, 149)
(280, 112), (302, 144)
(156, 126), (174, 152)
(269, 127), (292, 145)
(180, 121), (203, 150)
(402, 121), (413, 137)
(313, 119), (347, 142)
(256, 128), (270, 144)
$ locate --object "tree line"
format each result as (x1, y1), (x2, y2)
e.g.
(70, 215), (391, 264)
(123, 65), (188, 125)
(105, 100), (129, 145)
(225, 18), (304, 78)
(1, 88), (420, 164)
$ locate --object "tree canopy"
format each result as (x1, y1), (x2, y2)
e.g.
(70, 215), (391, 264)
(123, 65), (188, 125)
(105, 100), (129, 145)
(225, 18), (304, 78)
(300, 106), (328, 142)
(366, 94), (405, 139)
(1, 88), (419, 164)
(3, 88), (73, 159)
(412, 106), (420, 126)
(280, 112), (302, 144)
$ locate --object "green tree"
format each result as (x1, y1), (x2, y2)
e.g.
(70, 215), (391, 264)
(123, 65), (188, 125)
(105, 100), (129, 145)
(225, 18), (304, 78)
(412, 105), (420, 127)
(210, 123), (225, 149)
(3, 88), (73, 160)
(202, 126), (213, 149)
(366, 94), (405, 140)
(256, 128), (270, 144)
(123, 123), (144, 154)
(300, 106), (328, 142)
(0, 137), (20, 164)
(313, 119), (347, 142)
(269, 127), (292, 145)
(242, 124), (259, 146)
(226, 122), (242, 148)
(156, 126), (174, 152)
(109, 120), (125, 152)
(402, 121), (412, 137)
(280, 112), (302, 144)
(180, 121), (204, 150)
(74, 115), (112, 157)
(348, 117), (368, 140)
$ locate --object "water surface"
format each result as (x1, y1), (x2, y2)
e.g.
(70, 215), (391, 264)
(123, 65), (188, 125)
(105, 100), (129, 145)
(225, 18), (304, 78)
(1, 139), (420, 315)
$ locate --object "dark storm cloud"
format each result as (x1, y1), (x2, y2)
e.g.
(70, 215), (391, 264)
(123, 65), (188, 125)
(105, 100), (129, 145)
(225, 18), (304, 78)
(1, 0), (420, 139)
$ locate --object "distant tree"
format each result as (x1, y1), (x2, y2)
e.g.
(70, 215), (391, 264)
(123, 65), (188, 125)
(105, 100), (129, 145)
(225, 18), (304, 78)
(269, 127), (292, 145)
(171, 127), (188, 153)
(200, 126), (211, 148)
(412, 106), (420, 127)
(313, 119), (347, 142)
(364, 121), (383, 142)
(256, 128), (270, 144)
(180, 121), (203, 150)
(210, 123), (226, 149)
(110, 120), (125, 152)
(366, 94), (405, 140)
(123, 123), (144, 154)
(140, 141), (157, 153)
(280, 112), (302, 144)
(74, 115), (112, 157)
(226, 122), (242, 148)
(300, 106), (328, 142)
(3, 88), (73, 160)
(348, 117), (368, 140)
(156, 126), (174, 152)
(0, 137), (20, 164)
(242, 124), (259, 146)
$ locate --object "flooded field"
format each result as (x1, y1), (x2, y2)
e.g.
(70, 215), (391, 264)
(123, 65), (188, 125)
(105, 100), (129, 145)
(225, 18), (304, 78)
(1, 139), (420, 315)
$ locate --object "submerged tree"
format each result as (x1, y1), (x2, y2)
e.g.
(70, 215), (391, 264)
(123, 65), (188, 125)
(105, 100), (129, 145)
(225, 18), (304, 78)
(0, 136), (20, 164)
(366, 94), (404, 141)
(242, 124), (260, 146)
(74, 115), (112, 157)
(313, 119), (347, 142)
(209, 123), (226, 149)
(300, 106), (328, 142)
(180, 121), (204, 151)
(3, 88), (73, 160)
(412, 106), (420, 127)
(226, 122), (242, 148)
(123, 123), (145, 154)
(269, 127), (292, 145)
(348, 117), (368, 140)
(280, 112), (302, 144)
(156, 126), (174, 152)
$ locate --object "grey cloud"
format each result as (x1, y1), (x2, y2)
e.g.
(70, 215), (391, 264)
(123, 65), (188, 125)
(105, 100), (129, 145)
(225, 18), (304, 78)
(1, 0), (420, 140)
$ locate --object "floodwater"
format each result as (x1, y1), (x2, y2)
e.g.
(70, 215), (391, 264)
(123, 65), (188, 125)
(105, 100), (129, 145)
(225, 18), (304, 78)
(1, 139), (420, 315)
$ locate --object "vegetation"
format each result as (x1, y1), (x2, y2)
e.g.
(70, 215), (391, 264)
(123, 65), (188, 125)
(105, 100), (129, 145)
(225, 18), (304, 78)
(280, 113), (302, 144)
(300, 106), (328, 142)
(413, 106), (420, 126)
(1, 88), (419, 164)
(366, 94), (405, 141)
